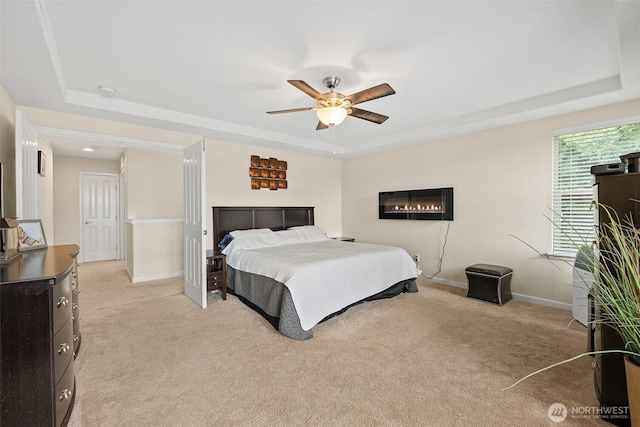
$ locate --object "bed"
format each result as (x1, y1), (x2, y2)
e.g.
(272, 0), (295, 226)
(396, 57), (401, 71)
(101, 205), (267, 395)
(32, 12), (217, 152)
(213, 206), (418, 340)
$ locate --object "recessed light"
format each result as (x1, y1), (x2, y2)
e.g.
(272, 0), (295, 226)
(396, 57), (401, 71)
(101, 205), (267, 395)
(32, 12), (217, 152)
(82, 147), (94, 152)
(98, 85), (117, 96)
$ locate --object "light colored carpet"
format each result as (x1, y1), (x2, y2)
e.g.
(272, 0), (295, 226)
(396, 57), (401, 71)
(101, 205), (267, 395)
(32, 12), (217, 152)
(67, 260), (607, 426)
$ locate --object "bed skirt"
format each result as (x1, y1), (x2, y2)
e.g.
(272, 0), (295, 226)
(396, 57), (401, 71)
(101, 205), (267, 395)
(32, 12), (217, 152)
(227, 266), (418, 340)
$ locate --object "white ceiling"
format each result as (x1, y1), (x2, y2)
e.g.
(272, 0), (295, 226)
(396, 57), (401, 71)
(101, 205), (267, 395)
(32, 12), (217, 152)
(1, 1), (639, 160)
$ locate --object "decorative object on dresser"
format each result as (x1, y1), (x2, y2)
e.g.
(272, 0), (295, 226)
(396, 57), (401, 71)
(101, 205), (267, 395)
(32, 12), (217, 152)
(0, 217), (20, 263)
(0, 245), (81, 427)
(249, 155), (287, 190)
(16, 218), (48, 251)
(620, 151), (640, 173)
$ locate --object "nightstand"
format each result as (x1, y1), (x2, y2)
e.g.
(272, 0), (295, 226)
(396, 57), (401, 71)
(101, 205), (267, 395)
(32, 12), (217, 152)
(206, 250), (227, 300)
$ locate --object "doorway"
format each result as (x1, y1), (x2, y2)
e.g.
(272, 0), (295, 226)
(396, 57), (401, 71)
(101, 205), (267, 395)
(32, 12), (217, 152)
(80, 172), (119, 262)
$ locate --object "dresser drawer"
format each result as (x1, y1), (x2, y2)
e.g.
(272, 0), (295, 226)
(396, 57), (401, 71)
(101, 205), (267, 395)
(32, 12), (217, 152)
(54, 360), (75, 427)
(209, 278), (225, 287)
(53, 316), (74, 384)
(208, 271), (224, 283)
(52, 274), (72, 334)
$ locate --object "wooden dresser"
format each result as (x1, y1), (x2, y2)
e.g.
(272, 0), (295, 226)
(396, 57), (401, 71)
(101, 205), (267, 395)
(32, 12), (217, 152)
(0, 244), (80, 427)
(592, 172), (640, 426)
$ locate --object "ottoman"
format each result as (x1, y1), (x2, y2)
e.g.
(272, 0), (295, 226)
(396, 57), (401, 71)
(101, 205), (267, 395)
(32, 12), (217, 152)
(465, 264), (513, 305)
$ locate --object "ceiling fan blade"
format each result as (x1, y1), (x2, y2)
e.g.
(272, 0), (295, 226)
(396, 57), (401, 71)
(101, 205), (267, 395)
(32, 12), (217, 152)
(349, 107), (389, 124)
(266, 107), (314, 114)
(345, 83), (395, 105)
(316, 121), (329, 131)
(288, 80), (325, 101)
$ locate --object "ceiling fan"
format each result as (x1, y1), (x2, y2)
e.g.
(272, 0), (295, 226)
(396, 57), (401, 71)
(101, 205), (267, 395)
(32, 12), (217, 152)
(266, 76), (396, 130)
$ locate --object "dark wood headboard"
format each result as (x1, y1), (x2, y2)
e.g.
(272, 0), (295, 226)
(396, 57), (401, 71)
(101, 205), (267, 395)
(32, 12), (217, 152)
(212, 206), (314, 249)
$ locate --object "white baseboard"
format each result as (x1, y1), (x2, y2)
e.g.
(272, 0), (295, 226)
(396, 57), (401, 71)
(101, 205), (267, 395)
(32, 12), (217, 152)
(510, 292), (572, 311)
(131, 271), (183, 284)
(425, 276), (467, 289)
(424, 276), (572, 311)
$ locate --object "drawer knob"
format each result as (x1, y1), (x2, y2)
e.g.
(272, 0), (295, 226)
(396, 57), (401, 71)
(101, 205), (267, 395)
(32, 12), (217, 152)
(58, 343), (70, 355)
(57, 297), (69, 308)
(72, 303), (78, 310)
(60, 389), (72, 401)
(73, 335), (79, 342)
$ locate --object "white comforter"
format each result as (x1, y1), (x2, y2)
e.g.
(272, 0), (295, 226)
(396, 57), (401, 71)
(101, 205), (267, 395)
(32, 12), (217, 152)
(222, 227), (418, 331)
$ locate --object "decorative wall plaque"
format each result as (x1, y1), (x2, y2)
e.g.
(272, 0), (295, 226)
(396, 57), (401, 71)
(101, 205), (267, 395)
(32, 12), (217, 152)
(250, 155), (287, 190)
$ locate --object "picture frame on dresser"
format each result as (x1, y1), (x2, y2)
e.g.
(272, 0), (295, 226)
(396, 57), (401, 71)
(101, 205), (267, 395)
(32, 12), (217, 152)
(17, 219), (48, 251)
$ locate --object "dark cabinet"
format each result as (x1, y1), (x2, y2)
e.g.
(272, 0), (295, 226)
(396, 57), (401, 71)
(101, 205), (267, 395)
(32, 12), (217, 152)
(593, 172), (640, 426)
(0, 245), (80, 427)
(596, 173), (640, 226)
(206, 250), (227, 300)
(594, 308), (629, 422)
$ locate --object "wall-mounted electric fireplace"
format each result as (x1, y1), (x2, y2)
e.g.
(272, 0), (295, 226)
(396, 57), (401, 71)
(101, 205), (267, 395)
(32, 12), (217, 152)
(379, 187), (454, 221)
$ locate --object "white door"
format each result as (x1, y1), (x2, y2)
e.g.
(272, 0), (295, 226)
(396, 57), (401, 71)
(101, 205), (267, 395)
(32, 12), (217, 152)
(15, 111), (38, 219)
(184, 140), (207, 308)
(81, 173), (119, 262)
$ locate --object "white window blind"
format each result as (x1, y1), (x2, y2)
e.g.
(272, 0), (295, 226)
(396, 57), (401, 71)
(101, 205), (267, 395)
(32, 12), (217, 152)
(552, 122), (640, 255)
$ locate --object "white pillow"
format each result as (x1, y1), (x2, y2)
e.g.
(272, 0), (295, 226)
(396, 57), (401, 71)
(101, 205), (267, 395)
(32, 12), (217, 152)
(222, 230), (300, 255)
(289, 225), (329, 242)
(229, 228), (273, 238)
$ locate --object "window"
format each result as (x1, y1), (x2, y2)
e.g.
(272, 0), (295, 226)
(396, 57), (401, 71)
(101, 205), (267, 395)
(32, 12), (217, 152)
(552, 121), (640, 256)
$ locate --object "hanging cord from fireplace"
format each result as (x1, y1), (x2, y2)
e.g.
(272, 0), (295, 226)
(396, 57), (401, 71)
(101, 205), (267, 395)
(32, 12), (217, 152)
(421, 221), (451, 280)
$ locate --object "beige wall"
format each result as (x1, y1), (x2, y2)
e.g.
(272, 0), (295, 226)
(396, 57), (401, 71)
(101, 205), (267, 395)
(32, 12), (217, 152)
(205, 139), (342, 248)
(123, 148), (185, 282)
(0, 86), (17, 217)
(125, 148), (184, 219)
(127, 219), (183, 282)
(342, 99), (640, 306)
(52, 156), (120, 246)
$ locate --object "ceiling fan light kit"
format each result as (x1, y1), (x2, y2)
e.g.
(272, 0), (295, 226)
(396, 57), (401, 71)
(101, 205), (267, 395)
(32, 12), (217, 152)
(316, 106), (348, 126)
(267, 76), (395, 130)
